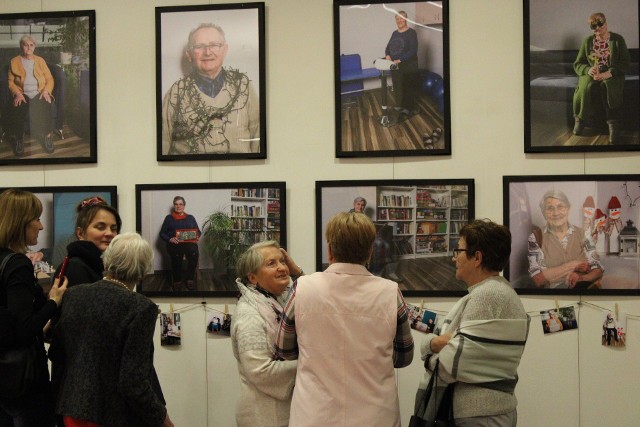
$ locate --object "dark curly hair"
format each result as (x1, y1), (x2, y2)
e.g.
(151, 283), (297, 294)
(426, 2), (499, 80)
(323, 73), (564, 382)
(459, 219), (511, 272)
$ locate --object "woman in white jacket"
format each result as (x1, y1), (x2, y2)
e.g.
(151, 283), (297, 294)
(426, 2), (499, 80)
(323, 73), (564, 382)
(231, 241), (303, 427)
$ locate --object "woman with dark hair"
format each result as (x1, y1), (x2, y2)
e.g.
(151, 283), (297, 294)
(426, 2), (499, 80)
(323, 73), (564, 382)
(50, 233), (173, 427)
(159, 196), (200, 291)
(0, 189), (67, 426)
(52, 196), (121, 287)
(420, 219), (529, 427)
(275, 212), (414, 426)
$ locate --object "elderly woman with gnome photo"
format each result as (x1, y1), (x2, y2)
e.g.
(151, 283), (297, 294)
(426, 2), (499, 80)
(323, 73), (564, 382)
(528, 189), (604, 289)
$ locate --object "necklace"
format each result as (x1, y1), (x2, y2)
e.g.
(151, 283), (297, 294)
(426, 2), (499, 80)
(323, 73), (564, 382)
(103, 276), (132, 291)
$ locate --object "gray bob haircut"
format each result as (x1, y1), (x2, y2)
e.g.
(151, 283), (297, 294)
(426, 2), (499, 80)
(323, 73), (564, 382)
(236, 240), (281, 284)
(102, 233), (153, 284)
(539, 189), (571, 212)
(20, 35), (36, 46)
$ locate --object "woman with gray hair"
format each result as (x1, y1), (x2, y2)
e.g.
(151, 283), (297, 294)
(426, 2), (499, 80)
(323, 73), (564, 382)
(231, 240), (302, 427)
(7, 35), (56, 155)
(49, 233), (174, 427)
(528, 189), (603, 288)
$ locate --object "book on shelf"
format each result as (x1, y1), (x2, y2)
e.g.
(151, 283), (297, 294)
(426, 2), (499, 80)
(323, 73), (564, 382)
(232, 188), (265, 198)
(379, 194), (412, 207)
(378, 208), (412, 221)
(451, 195), (468, 208)
(267, 200), (280, 213)
(267, 188), (280, 198)
(232, 204), (262, 217)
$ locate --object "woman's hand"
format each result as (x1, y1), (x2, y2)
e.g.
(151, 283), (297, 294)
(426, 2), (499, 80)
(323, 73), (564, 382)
(429, 332), (452, 354)
(567, 272), (581, 288)
(13, 92), (26, 107)
(594, 70), (612, 81)
(39, 90), (52, 103)
(280, 248), (303, 277)
(169, 237), (179, 244)
(48, 276), (69, 306)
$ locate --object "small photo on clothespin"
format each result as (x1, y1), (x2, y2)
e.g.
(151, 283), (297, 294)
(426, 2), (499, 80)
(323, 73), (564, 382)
(160, 312), (181, 346)
(406, 303), (439, 334)
(601, 311), (626, 348)
(540, 306), (578, 335)
(206, 310), (232, 336)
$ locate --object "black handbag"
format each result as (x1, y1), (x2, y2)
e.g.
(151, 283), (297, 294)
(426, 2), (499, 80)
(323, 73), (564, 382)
(0, 252), (43, 399)
(0, 339), (41, 399)
(409, 360), (457, 427)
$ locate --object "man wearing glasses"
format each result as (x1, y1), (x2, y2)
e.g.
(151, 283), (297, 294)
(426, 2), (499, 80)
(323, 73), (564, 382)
(162, 23), (260, 155)
(528, 189), (603, 289)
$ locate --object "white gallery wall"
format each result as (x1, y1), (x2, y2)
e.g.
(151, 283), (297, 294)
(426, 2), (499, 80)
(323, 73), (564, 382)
(2, 0), (640, 426)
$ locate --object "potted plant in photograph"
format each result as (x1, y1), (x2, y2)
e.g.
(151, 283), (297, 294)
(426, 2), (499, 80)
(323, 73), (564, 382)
(201, 210), (243, 276)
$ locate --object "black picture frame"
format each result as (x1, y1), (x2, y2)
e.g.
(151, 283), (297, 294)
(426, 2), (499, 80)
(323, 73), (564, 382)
(524, 0), (639, 152)
(503, 175), (640, 295)
(0, 10), (97, 165)
(155, 3), (266, 161)
(334, 0), (450, 157)
(136, 182), (286, 297)
(316, 179), (474, 296)
(0, 186), (117, 276)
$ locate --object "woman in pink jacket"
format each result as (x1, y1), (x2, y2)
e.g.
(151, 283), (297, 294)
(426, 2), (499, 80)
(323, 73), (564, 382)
(275, 212), (414, 427)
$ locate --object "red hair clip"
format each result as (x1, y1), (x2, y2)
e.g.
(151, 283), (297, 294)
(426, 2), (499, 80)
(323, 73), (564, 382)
(80, 196), (104, 209)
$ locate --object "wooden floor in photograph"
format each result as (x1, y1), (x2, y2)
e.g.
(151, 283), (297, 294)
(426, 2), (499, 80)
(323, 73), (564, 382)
(0, 124), (91, 160)
(141, 269), (239, 294)
(530, 100), (640, 148)
(532, 122), (640, 147)
(340, 88), (445, 152)
(394, 256), (467, 293)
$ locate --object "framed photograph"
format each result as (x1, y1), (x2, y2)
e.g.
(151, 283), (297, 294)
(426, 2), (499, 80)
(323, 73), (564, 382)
(333, 0), (451, 157)
(525, 0), (639, 152)
(316, 179), (474, 296)
(504, 175), (640, 295)
(156, 3), (266, 161)
(0, 186), (117, 282)
(0, 10), (97, 165)
(136, 182), (286, 297)
(334, 0), (450, 157)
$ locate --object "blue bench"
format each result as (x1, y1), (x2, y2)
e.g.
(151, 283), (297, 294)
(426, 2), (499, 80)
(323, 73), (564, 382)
(340, 53), (380, 97)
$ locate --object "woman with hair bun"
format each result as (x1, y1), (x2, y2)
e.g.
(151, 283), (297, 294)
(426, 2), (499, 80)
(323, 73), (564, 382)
(53, 196), (122, 287)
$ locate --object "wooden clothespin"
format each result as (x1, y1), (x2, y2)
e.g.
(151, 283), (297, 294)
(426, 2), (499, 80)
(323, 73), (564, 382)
(224, 304), (228, 315)
(615, 303), (619, 321)
(169, 303), (174, 316)
(555, 300), (560, 313)
(420, 299), (424, 310)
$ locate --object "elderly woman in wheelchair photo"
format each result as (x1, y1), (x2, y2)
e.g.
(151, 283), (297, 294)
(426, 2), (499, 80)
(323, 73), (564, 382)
(4, 35), (58, 156)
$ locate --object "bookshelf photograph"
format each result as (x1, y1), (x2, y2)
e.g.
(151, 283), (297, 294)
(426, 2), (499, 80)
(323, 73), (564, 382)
(136, 182), (286, 296)
(316, 179), (474, 295)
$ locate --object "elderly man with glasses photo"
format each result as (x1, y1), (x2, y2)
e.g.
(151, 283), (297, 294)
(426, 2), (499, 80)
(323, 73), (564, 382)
(161, 23), (260, 155)
(528, 189), (604, 289)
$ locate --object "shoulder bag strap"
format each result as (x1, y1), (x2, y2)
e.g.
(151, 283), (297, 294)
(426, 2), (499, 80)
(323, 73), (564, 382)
(0, 252), (18, 306)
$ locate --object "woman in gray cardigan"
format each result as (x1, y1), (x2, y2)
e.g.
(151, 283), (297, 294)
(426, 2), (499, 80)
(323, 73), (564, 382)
(49, 233), (174, 427)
